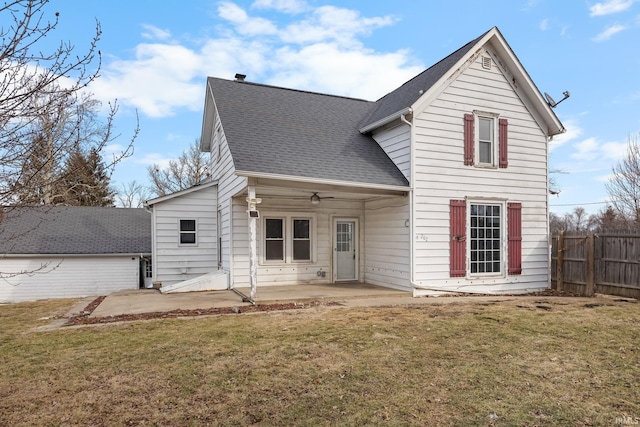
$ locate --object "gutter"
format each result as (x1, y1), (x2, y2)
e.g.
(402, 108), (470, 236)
(234, 170), (409, 194)
(0, 253), (151, 258)
(359, 107), (413, 134)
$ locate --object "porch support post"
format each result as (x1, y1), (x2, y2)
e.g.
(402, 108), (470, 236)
(247, 185), (260, 301)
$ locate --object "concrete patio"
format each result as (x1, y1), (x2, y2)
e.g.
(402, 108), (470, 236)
(87, 283), (411, 318)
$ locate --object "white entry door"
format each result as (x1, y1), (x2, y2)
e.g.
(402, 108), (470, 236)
(334, 219), (358, 281)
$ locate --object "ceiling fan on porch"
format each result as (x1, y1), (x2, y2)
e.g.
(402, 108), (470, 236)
(310, 192), (334, 205)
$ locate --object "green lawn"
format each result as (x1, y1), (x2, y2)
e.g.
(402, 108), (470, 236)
(1, 296), (639, 426)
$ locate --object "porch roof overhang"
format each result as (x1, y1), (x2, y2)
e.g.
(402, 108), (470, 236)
(236, 170), (410, 200)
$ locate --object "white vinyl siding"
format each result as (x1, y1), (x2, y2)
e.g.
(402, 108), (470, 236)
(412, 49), (549, 295)
(230, 197), (365, 287)
(0, 256), (140, 303)
(152, 183), (218, 286)
(371, 123), (411, 180)
(207, 105), (247, 285)
(363, 197), (411, 291)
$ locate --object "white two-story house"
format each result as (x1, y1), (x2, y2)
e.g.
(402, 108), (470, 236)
(145, 27), (564, 298)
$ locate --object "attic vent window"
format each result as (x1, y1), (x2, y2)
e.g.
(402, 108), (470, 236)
(482, 56), (492, 70)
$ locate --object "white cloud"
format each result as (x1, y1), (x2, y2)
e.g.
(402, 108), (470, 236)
(601, 140), (628, 159)
(91, 43), (203, 117)
(90, 2), (421, 117)
(571, 137), (627, 161)
(539, 19), (549, 31)
(252, 0), (307, 14)
(589, 0), (634, 16)
(592, 24), (627, 41)
(140, 24), (171, 40)
(550, 118), (583, 152)
(281, 6), (396, 46)
(134, 152), (173, 168)
(218, 1), (278, 36)
(268, 43), (422, 100)
(572, 137), (599, 161)
(596, 173), (614, 182)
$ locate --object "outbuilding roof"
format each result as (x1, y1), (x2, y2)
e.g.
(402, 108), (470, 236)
(0, 206), (151, 255)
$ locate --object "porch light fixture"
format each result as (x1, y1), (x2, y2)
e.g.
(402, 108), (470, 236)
(310, 193), (321, 205)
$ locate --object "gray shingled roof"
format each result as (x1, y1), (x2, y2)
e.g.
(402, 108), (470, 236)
(361, 30), (488, 128)
(209, 78), (410, 187)
(0, 206), (151, 255)
(209, 30), (492, 188)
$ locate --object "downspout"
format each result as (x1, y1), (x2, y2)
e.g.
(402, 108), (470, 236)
(144, 202), (158, 287)
(400, 111), (419, 295)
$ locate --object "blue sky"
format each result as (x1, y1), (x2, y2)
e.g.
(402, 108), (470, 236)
(36, 0), (640, 214)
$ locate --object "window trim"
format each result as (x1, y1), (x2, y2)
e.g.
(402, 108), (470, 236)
(467, 200), (506, 278)
(292, 217), (311, 261)
(474, 111), (499, 168)
(178, 219), (198, 246)
(264, 217), (285, 262)
(260, 213), (316, 265)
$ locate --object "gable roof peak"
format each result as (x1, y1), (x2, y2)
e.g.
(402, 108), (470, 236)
(360, 26), (564, 137)
(360, 28), (493, 131)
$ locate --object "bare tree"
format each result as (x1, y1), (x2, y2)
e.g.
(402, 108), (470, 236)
(116, 180), (150, 208)
(605, 134), (640, 224)
(0, 0), (136, 208)
(550, 207), (598, 235)
(10, 91), (134, 205)
(147, 139), (210, 197)
(549, 211), (569, 235)
(0, 1), (137, 279)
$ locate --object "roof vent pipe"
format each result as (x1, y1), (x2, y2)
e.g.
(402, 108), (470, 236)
(235, 73), (246, 82)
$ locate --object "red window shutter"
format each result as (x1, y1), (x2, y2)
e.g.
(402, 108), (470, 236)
(450, 200), (466, 277)
(499, 118), (508, 168)
(463, 114), (474, 166)
(508, 202), (522, 275)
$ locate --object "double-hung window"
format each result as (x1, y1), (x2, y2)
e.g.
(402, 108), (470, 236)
(292, 219), (311, 261)
(263, 216), (314, 263)
(463, 112), (508, 168)
(265, 218), (284, 261)
(179, 219), (197, 245)
(478, 116), (495, 165)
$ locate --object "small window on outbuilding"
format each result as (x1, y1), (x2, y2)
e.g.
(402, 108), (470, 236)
(179, 219), (197, 245)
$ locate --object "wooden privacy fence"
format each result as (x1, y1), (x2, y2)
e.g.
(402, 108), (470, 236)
(551, 232), (640, 298)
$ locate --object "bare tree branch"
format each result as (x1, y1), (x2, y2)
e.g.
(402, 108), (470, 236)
(605, 134), (640, 224)
(147, 139), (210, 197)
